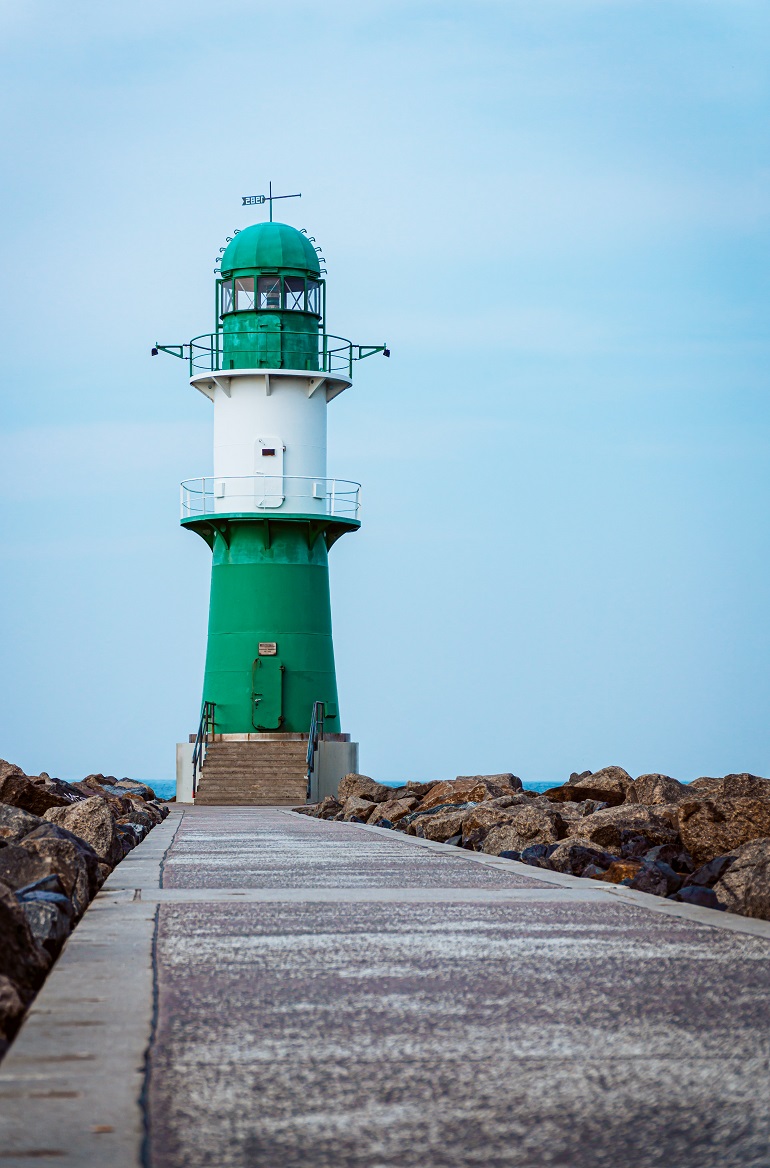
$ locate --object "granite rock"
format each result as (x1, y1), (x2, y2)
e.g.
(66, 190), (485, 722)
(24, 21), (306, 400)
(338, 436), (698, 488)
(43, 796), (124, 867)
(337, 774), (394, 804)
(633, 774), (690, 805)
(712, 838), (770, 920)
(677, 797), (770, 866)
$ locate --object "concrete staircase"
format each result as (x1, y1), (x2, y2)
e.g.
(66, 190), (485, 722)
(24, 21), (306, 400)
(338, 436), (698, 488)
(194, 739), (308, 806)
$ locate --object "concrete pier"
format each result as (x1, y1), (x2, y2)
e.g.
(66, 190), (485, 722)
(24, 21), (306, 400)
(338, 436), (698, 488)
(1, 806), (770, 1166)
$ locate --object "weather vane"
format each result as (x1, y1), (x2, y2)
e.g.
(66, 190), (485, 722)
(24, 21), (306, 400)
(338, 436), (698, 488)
(241, 182), (301, 222)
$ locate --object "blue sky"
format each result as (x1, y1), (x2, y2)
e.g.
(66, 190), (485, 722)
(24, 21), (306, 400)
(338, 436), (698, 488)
(1, 0), (768, 783)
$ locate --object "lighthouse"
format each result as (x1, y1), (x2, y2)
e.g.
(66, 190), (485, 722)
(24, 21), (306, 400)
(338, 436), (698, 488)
(160, 193), (386, 804)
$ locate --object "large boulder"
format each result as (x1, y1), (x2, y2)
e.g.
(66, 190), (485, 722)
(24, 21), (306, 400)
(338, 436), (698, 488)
(0, 974), (26, 1049)
(20, 892), (74, 956)
(337, 774), (394, 804)
(43, 796), (124, 866)
(712, 838), (770, 920)
(544, 766), (634, 808)
(0, 803), (43, 844)
(0, 767), (71, 816)
(481, 806), (563, 856)
(20, 826), (101, 914)
(547, 839), (618, 876)
(633, 774), (690, 805)
(569, 805), (680, 852)
(456, 773), (522, 793)
(460, 804), (524, 848)
(421, 807), (473, 842)
(294, 796), (342, 819)
(677, 798), (770, 866)
(415, 779), (481, 811)
(341, 796), (377, 822)
(0, 881), (50, 1002)
(368, 797), (417, 826)
(721, 773), (770, 800)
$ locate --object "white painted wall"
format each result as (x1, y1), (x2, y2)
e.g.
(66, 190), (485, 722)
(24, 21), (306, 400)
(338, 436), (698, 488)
(175, 741), (194, 803)
(213, 373), (327, 483)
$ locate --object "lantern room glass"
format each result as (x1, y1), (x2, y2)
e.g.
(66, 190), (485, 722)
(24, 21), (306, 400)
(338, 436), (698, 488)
(306, 280), (321, 316)
(258, 277), (281, 310)
(235, 277), (255, 310)
(220, 280), (234, 314)
(283, 277), (305, 311)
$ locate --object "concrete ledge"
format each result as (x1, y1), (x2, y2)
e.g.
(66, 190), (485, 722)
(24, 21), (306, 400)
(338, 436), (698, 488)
(0, 810), (182, 1167)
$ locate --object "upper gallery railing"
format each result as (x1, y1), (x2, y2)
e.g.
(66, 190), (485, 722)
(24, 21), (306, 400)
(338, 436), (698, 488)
(180, 475), (361, 522)
(154, 332), (388, 378)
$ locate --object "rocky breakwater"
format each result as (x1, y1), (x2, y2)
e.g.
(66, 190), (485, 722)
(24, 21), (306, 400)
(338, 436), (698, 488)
(0, 759), (169, 1059)
(295, 767), (770, 923)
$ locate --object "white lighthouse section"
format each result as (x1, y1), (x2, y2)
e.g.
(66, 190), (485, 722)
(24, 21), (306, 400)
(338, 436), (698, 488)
(182, 368), (360, 521)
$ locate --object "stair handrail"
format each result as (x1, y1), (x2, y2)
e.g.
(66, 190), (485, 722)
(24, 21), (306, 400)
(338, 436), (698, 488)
(306, 700), (325, 799)
(191, 701), (216, 797)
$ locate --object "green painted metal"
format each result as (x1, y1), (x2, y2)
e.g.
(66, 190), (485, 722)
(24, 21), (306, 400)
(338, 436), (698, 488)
(163, 332), (385, 377)
(184, 516), (356, 734)
(221, 222), (320, 276)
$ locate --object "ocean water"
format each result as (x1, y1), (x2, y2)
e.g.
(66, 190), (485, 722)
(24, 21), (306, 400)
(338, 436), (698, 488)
(149, 779), (176, 801)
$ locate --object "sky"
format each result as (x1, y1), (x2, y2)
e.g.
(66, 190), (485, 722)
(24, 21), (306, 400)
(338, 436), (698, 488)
(1, 0), (769, 785)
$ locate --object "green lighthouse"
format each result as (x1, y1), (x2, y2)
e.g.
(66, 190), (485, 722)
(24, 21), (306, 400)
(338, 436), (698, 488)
(159, 195), (386, 802)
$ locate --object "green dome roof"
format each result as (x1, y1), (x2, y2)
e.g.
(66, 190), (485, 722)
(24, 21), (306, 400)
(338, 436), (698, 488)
(221, 222), (321, 275)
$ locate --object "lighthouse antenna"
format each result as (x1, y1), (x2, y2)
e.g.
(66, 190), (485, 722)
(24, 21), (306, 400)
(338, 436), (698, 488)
(241, 184), (301, 220)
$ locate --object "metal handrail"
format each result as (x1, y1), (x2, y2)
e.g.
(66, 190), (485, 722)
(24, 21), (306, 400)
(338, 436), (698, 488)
(154, 332), (387, 378)
(180, 475), (361, 521)
(191, 701), (216, 798)
(306, 700), (325, 799)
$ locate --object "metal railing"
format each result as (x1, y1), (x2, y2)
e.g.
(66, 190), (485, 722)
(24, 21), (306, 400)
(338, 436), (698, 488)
(180, 475), (361, 521)
(306, 700), (325, 799)
(191, 701), (216, 798)
(155, 332), (387, 378)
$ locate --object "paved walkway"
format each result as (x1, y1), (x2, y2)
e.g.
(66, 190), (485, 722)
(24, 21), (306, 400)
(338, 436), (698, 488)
(2, 806), (770, 1167)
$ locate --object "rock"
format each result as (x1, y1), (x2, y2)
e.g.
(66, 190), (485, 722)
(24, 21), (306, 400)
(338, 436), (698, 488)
(15, 874), (67, 898)
(0, 769), (71, 816)
(403, 781), (440, 799)
(460, 804), (522, 848)
(0, 803), (43, 844)
(721, 773), (770, 800)
(116, 805), (156, 831)
(342, 796), (377, 822)
(499, 850), (521, 860)
(590, 860), (642, 884)
(677, 798), (770, 866)
(20, 828), (100, 915)
(0, 974), (26, 1046)
(337, 774), (394, 804)
(543, 767), (635, 808)
(456, 773), (523, 793)
(421, 807), (473, 842)
(629, 861), (681, 897)
(547, 839), (618, 876)
(619, 832), (654, 860)
(149, 800), (170, 821)
(368, 797), (417, 826)
(481, 807), (563, 856)
(570, 805), (680, 852)
(293, 798), (339, 818)
(116, 822), (144, 851)
(688, 776), (724, 795)
(683, 855), (734, 888)
(415, 779), (481, 811)
(520, 844), (557, 868)
(0, 881), (50, 1001)
(644, 843), (695, 873)
(43, 796), (124, 867)
(633, 774), (690, 805)
(669, 885), (724, 910)
(568, 770), (593, 783)
(21, 893), (74, 956)
(712, 838), (770, 920)
(111, 779), (158, 801)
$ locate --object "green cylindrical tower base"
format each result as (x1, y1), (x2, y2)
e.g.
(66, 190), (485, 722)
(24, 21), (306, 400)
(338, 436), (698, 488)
(183, 514), (357, 734)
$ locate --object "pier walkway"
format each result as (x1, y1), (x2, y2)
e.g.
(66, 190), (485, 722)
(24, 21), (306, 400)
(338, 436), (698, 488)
(2, 805), (770, 1167)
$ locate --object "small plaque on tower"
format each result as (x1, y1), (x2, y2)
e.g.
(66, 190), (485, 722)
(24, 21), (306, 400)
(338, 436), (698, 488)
(258, 642), (278, 656)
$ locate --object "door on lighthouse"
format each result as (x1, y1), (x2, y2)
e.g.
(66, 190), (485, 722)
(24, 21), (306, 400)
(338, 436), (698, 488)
(256, 313), (282, 367)
(254, 437), (284, 508)
(251, 654), (284, 730)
